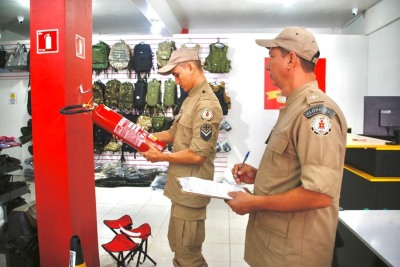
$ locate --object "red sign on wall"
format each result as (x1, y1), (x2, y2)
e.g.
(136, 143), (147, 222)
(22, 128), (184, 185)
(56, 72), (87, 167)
(264, 58), (326, 109)
(36, 29), (59, 54)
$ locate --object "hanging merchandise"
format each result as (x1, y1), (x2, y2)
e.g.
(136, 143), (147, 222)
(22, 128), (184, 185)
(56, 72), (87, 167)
(145, 78), (162, 112)
(92, 80), (106, 105)
(0, 45), (7, 69)
(181, 42), (201, 55)
(92, 41), (111, 76)
(104, 79), (121, 110)
(5, 43), (28, 71)
(60, 104), (166, 153)
(109, 40), (131, 71)
(173, 86), (188, 116)
(156, 40), (176, 69)
(133, 77), (147, 113)
(117, 81), (135, 112)
(130, 42), (154, 78)
(204, 39), (231, 73)
(163, 78), (177, 111)
(209, 81), (231, 115)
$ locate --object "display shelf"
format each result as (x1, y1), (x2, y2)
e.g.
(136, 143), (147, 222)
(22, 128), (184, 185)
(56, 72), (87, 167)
(0, 142), (21, 152)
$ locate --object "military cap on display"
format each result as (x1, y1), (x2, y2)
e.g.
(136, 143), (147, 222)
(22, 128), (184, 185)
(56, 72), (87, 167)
(256, 26), (320, 63)
(158, 47), (201, 75)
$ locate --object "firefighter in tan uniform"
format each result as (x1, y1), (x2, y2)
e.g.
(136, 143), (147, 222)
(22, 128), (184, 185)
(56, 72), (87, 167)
(226, 27), (348, 267)
(141, 47), (223, 267)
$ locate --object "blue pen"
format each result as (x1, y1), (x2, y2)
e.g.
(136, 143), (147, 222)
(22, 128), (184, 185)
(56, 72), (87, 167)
(239, 151), (250, 169)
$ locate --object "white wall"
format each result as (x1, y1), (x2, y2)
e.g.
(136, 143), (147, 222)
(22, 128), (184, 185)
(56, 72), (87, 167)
(368, 19), (400, 96)
(1, 0), (398, 173)
(224, 33), (368, 168)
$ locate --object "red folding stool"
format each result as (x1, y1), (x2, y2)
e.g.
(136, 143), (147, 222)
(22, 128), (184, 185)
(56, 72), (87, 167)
(120, 223), (157, 266)
(103, 214), (133, 235)
(101, 233), (140, 267)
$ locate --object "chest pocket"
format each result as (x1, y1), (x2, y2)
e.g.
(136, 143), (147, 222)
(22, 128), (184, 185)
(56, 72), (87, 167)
(265, 133), (290, 177)
(174, 112), (193, 149)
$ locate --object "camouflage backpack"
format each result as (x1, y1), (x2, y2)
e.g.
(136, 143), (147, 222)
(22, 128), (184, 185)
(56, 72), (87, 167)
(92, 80), (106, 104)
(118, 81), (135, 112)
(109, 40), (131, 71)
(156, 41), (176, 69)
(104, 79), (121, 109)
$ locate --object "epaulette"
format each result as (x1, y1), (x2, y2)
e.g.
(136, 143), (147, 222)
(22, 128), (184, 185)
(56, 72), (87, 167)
(304, 92), (336, 119)
(306, 93), (324, 106)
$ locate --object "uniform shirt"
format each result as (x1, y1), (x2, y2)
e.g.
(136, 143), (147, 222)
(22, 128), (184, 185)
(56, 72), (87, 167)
(245, 81), (348, 267)
(164, 81), (223, 218)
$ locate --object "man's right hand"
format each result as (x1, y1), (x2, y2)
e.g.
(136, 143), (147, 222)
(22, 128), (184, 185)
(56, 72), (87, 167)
(231, 163), (257, 184)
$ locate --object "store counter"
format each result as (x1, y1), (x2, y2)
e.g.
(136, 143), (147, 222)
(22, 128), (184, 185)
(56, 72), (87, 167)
(335, 210), (400, 267)
(340, 134), (400, 210)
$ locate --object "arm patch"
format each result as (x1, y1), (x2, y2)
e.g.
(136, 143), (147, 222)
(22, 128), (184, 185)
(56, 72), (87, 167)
(303, 105), (336, 119)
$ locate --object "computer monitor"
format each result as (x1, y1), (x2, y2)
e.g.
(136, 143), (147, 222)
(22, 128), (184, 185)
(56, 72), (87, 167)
(363, 96), (400, 144)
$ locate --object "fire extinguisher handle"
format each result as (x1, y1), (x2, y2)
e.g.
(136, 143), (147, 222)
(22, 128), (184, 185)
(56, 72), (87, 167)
(59, 104), (92, 115)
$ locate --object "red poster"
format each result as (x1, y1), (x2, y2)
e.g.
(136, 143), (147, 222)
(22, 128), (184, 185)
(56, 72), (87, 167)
(264, 58), (326, 109)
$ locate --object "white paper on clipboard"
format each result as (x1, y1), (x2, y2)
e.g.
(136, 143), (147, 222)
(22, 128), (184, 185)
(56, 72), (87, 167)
(178, 177), (246, 199)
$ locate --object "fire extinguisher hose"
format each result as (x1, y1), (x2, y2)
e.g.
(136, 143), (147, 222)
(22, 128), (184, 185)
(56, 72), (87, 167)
(59, 104), (93, 115)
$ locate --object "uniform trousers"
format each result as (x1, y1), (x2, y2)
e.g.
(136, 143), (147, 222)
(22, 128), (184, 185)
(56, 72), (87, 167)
(168, 203), (208, 267)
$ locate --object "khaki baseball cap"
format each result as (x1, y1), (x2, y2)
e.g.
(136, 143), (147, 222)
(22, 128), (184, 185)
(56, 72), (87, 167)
(158, 47), (201, 75)
(256, 26), (320, 63)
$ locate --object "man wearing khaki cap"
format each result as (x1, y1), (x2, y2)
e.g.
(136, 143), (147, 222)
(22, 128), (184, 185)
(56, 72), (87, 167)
(141, 47), (223, 267)
(226, 27), (348, 266)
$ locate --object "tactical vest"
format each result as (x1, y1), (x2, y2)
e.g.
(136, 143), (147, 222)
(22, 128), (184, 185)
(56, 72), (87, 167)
(204, 43), (231, 73)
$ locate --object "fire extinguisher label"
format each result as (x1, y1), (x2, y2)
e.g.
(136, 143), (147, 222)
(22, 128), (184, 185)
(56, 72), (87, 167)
(114, 118), (144, 147)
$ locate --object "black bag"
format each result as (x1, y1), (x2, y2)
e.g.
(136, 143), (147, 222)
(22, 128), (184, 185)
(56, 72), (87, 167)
(130, 42), (154, 78)
(0, 45), (7, 68)
(134, 77), (147, 112)
(27, 89), (32, 116)
(7, 202), (39, 257)
(93, 124), (112, 154)
(120, 113), (139, 161)
(173, 86), (188, 115)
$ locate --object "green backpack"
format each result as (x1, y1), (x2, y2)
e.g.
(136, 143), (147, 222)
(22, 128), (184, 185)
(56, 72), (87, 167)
(118, 81), (135, 112)
(145, 78), (162, 108)
(204, 43), (231, 73)
(156, 41), (176, 69)
(104, 79), (121, 109)
(92, 41), (110, 75)
(163, 78), (177, 110)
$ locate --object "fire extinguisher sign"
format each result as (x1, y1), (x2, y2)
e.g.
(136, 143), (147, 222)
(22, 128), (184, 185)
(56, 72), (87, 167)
(37, 29), (59, 54)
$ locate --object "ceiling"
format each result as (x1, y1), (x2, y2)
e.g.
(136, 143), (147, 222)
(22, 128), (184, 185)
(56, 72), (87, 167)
(0, 0), (382, 41)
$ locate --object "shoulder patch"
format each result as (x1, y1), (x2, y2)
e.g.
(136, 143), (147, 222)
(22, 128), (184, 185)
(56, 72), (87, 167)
(303, 105), (336, 119)
(200, 124), (213, 141)
(201, 108), (214, 121)
(310, 115), (332, 135)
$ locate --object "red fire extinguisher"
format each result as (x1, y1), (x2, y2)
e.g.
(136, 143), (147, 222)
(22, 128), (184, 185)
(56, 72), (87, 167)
(60, 103), (166, 152)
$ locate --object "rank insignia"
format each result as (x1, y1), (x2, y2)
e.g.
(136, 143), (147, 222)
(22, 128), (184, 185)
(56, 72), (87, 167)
(310, 115), (332, 135)
(200, 124), (212, 141)
(201, 109), (213, 121)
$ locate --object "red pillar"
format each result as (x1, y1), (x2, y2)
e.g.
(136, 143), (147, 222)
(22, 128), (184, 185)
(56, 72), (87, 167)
(30, 0), (99, 266)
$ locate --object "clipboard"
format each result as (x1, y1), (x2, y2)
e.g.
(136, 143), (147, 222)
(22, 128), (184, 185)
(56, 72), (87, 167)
(178, 177), (246, 199)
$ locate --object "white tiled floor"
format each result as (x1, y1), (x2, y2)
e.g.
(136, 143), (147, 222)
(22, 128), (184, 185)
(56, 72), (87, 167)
(3, 176), (250, 267)
(96, 186), (250, 267)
